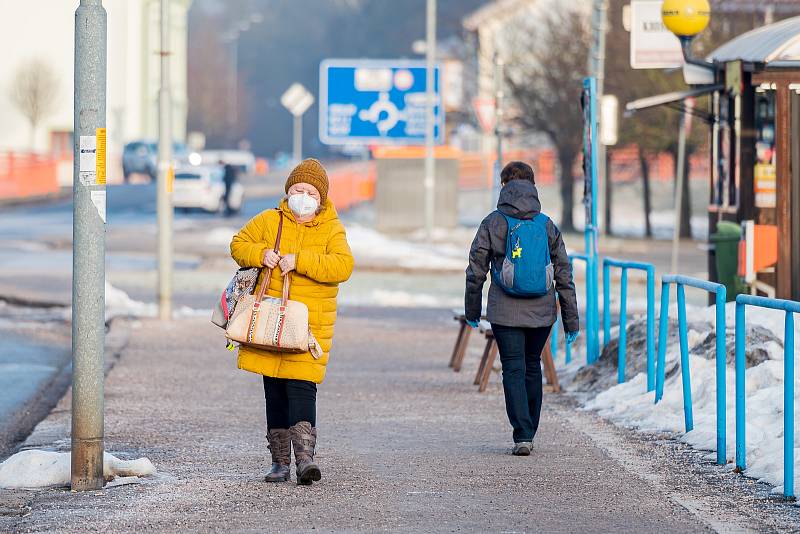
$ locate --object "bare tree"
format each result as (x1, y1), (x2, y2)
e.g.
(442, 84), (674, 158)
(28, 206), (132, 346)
(505, 6), (590, 232)
(9, 59), (60, 150)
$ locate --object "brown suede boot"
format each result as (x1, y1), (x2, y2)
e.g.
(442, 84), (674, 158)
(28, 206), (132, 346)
(264, 429), (291, 482)
(289, 422), (321, 486)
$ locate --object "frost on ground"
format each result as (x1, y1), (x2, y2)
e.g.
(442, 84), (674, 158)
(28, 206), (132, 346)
(340, 289), (462, 308)
(567, 301), (799, 497)
(0, 450), (156, 490)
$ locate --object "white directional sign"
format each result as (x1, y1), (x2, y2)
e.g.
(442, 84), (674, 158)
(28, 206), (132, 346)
(281, 83), (315, 117)
(629, 0), (683, 69)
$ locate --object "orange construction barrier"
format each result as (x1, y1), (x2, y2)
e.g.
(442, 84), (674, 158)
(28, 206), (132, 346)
(0, 152), (60, 201)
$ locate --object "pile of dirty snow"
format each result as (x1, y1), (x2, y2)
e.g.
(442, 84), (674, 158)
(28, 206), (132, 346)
(578, 301), (800, 495)
(104, 282), (208, 320)
(0, 450), (156, 489)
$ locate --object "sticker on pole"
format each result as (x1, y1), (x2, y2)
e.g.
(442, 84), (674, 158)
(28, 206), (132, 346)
(79, 135), (97, 186)
(90, 190), (106, 223)
(96, 128), (107, 185)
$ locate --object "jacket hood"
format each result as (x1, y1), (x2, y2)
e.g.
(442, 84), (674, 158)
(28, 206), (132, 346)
(497, 180), (541, 219)
(279, 197), (339, 226)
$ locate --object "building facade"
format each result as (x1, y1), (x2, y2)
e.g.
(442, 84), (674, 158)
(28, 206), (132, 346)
(0, 0), (191, 168)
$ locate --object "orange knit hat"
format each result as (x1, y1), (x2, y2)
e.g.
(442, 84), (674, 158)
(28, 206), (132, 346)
(284, 158), (329, 204)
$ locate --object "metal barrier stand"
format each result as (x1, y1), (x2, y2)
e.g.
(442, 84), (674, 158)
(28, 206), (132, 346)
(569, 253), (593, 365)
(734, 294), (800, 499)
(655, 274), (727, 465)
(602, 258), (655, 388)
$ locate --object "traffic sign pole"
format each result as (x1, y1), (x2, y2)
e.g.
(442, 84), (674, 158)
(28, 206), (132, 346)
(293, 114), (303, 163)
(157, 0), (173, 321)
(424, 0), (437, 238)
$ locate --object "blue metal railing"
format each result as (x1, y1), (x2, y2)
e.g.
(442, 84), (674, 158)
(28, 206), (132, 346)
(602, 258), (656, 388)
(655, 274), (727, 465)
(735, 294), (800, 498)
(569, 253), (597, 365)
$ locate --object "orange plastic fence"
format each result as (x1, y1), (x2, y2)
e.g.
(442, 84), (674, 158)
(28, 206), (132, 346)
(327, 161), (376, 212)
(0, 152), (60, 201)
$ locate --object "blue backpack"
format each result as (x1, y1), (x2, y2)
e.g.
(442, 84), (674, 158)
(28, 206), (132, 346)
(491, 212), (554, 297)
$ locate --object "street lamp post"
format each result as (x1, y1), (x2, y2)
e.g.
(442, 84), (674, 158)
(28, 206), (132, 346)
(424, 0), (437, 238)
(72, 0), (107, 491)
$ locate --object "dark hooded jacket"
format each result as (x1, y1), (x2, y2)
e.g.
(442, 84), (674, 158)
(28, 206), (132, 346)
(465, 179), (579, 332)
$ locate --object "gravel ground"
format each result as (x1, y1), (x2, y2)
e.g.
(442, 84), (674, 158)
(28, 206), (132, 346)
(1, 307), (798, 533)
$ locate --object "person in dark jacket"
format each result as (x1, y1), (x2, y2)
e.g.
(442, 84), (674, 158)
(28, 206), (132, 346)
(221, 160), (238, 217)
(465, 161), (579, 456)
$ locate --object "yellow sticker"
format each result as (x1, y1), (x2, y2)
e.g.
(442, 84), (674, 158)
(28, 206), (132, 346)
(167, 165), (175, 193)
(95, 127), (106, 185)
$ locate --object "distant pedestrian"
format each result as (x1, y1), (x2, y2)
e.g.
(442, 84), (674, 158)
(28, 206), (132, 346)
(230, 158), (354, 484)
(221, 160), (238, 216)
(465, 161), (579, 456)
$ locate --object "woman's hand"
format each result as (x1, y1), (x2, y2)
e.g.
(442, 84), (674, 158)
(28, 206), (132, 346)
(279, 254), (297, 275)
(263, 249), (281, 269)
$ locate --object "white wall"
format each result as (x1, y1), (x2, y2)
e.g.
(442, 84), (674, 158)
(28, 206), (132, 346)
(0, 0), (190, 156)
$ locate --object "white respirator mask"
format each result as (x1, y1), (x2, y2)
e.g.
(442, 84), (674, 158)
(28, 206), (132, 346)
(287, 192), (319, 218)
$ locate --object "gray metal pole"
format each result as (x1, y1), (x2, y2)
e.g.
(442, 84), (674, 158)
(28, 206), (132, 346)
(493, 52), (504, 205)
(671, 113), (687, 274)
(157, 0), (173, 320)
(590, 0), (608, 233)
(293, 114), (302, 163)
(423, 0), (437, 237)
(72, 0), (106, 491)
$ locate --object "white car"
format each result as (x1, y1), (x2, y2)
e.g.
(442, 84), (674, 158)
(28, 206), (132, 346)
(172, 165), (244, 214)
(198, 149), (256, 175)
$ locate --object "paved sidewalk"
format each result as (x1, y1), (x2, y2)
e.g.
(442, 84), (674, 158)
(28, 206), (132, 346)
(0, 308), (780, 533)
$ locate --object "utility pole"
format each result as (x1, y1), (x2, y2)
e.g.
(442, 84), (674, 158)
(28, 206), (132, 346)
(72, 0), (107, 491)
(589, 0), (608, 232)
(493, 51), (504, 205)
(423, 0), (437, 238)
(157, 0), (173, 320)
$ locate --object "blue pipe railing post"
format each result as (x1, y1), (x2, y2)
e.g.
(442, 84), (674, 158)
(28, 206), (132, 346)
(603, 260), (610, 347)
(784, 311), (794, 499)
(657, 275), (726, 462)
(676, 283), (693, 432)
(734, 301), (746, 471)
(645, 265), (656, 392)
(656, 281), (670, 403)
(714, 287), (727, 465)
(617, 268), (629, 384)
(602, 258), (656, 387)
(734, 295), (800, 487)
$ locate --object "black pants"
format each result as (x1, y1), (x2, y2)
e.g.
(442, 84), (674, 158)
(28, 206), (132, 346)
(490, 323), (551, 443)
(262, 376), (317, 430)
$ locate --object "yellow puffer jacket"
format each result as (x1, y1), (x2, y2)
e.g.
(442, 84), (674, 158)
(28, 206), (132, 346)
(229, 198), (354, 383)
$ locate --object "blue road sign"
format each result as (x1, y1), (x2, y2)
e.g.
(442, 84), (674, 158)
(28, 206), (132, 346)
(319, 59), (443, 145)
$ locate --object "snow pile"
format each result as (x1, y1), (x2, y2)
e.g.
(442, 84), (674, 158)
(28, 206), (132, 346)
(345, 224), (467, 271)
(582, 302), (800, 495)
(105, 282), (209, 320)
(0, 450), (156, 489)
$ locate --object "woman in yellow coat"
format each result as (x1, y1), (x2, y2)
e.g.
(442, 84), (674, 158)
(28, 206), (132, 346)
(230, 158), (354, 485)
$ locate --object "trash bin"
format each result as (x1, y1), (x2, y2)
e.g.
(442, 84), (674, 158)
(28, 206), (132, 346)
(710, 221), (743, 301)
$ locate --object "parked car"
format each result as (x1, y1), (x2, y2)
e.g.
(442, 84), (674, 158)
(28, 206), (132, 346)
(172, 164), (244, 214)
(122, 141), (189, 182)
(199, 149), (256, 175)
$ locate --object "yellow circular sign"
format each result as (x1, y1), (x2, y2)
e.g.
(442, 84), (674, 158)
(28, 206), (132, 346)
(661, 0), (710, 37)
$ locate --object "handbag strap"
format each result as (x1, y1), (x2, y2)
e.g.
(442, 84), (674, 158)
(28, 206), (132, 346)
(254, 211), (284, 302)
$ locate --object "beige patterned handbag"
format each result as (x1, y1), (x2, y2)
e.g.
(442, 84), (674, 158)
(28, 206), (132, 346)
(225, 212), (322, 358)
